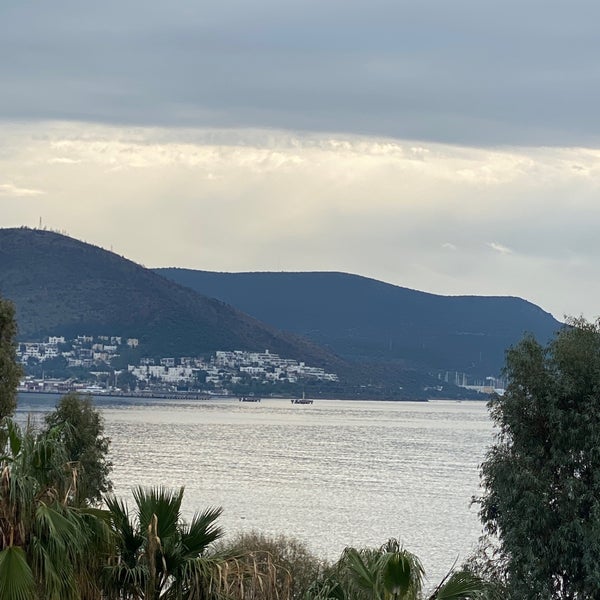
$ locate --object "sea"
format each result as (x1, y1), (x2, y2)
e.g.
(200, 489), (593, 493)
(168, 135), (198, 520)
(16, 393), (494, 584)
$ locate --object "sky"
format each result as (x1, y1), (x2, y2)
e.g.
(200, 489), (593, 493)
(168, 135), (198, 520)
(1, 1), (600, 320)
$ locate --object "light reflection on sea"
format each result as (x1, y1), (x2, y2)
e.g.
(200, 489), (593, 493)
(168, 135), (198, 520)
(17, 394), (493, 583)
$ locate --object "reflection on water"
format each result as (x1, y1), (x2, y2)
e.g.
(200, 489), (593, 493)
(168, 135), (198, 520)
(17, 394), (493, 582)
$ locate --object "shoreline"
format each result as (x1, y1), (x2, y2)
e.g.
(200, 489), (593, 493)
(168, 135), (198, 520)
(18, 388), (215, 400)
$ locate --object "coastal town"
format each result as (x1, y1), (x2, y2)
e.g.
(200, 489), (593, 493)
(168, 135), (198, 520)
(16, 334), (339, 396)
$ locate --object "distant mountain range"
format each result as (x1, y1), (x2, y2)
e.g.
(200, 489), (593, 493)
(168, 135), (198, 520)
(0, 228), (340, 370)
(156, 269), (562, 377)
(0, 227), (563, 399)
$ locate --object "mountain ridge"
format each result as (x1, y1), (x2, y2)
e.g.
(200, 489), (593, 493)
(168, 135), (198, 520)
(155, 268), (562, 377)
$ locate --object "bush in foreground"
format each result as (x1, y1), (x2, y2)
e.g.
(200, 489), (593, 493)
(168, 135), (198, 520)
(220, 531), (326, 600)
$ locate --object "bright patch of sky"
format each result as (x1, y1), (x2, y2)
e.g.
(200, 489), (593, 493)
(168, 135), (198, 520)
(1, 1), (599, 320)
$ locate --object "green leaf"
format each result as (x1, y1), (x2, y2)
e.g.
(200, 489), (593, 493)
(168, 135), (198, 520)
(343, 547), (378, 593)
(35, 503), (83, 549)
(429, 570), (489, 599)
(133, 485), (184, 541)
(381, 553), (412, 596)
(7, 421), (22, 458)
(0, 546), (36, 600)
(180, 506), (224, 558)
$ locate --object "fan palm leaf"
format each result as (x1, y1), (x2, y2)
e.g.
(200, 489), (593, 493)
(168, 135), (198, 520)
(133, 486), (184, 542)
(380, 551), (423, 600)
(105, 495), (144, 565)
(427, 570), (493, 600)
(341, 547), (379, 598)
(180, 507), (224, 558)
(0, 546), (36, 600)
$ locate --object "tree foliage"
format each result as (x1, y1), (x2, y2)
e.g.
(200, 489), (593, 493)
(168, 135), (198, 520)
(0, 298), (22, 420)
(43, 393), (112, 505)
(477, 318), (600, 598)
(0, 418), (111, 600)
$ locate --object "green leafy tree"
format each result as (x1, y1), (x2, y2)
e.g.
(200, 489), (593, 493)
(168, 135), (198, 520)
(0, 298), (22, 419)
(477, 318), (600, 598)
(43, 393), (112, 505)
(117, 370), (139, 393)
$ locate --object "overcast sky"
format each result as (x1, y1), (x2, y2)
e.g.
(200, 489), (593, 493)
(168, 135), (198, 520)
(2, 1), (599, 320)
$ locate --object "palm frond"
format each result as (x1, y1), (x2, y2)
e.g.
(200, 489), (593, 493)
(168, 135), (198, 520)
(35, 502), (86, 550)
(341, 547), (378, 596)
(377, 538), (424, 600)
(104, 495), (133, 535)
(29, 536), (61, 592)
(428, 570), (490, 600)
(133, 485), (184, 540)
(6, 420), (22, 458)
(381, 551), (423, 598)
(103, 561), (148, 598)
(180, 506), (224, 557)
(0, 546), (36, 600)
(105, 495), (144, 564)
(304, 576), (346, 600)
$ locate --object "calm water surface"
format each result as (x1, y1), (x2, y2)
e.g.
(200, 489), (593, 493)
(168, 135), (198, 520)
(17, 394), (493, 582)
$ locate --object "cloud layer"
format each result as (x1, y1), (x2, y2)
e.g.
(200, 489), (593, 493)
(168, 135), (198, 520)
(2, 1), (600, 145)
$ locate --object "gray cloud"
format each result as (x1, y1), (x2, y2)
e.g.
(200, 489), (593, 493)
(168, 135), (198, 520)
(2, 1), (599, 145)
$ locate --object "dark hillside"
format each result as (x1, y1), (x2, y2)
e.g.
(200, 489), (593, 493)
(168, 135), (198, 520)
(156, 269), (562, 377)
(0, 228), (341, 369)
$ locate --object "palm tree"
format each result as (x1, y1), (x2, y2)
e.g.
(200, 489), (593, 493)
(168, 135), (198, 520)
(330, 539), (424, 600)
(305, 539), (491, 600)
(104, 485), (224, 600)
(0, 418), (110, 600)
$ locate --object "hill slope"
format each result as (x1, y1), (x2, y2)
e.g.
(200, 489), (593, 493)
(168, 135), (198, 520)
(0, 228), (341, 369)
(156, 269), (562, 377)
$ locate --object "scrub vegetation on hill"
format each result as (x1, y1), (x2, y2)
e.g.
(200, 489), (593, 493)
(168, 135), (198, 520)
(157, 269), (561, 378)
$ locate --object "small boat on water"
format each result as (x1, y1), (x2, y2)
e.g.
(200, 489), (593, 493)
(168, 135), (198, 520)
(239, 395), (261, 402)
(291, 392), (313, 404)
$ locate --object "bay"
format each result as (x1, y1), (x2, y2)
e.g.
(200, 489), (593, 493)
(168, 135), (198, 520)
(17, 393), (494, 583)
